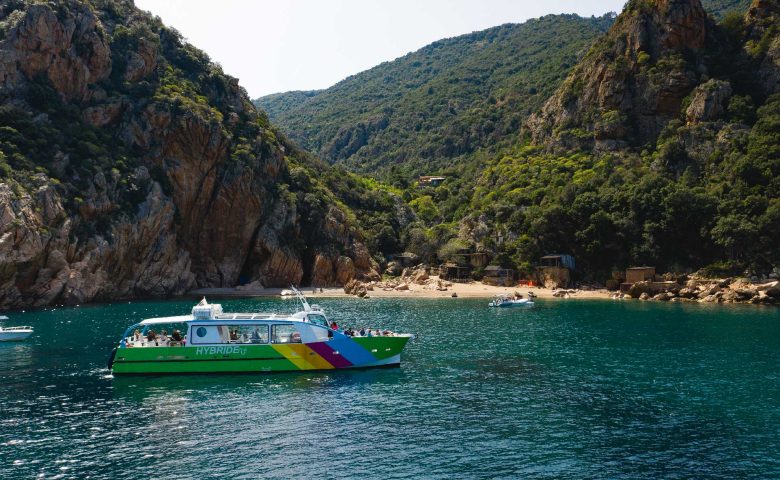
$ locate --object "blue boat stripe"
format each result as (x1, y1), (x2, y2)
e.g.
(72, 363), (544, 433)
(327, 333), (378, 365)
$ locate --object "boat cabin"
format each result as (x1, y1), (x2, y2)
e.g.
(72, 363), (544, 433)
(121, 299), (332, 348)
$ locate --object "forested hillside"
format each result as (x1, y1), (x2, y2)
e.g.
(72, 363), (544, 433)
(256, 1), (752, 183)
(469, 0), (780, 279)
(256, 14), (615, 180)
(257, 0), (777, 282)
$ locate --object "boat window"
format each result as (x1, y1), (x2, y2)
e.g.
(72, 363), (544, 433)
(228, 325), (270, 343)
(307, 314), (328, 328)
(247, 325), (268, 344)
(272, 324), (301, 344)
(190, 325), (268, 344)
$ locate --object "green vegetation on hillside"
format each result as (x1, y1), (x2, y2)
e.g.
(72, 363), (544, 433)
(468, 99), (780, 278)
(256, 14), (615, 181)
(702, 0), (752, 18)
(0, 0), (406, 271)
(254, 1), (780, 281)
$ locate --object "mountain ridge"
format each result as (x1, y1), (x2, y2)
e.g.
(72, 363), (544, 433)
(255, 14), (616, 179)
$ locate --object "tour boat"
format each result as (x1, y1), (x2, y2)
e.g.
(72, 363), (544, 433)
(489, 294), (534, 308)
(0, 324), (34, 341)
(108, 290), (413, 375)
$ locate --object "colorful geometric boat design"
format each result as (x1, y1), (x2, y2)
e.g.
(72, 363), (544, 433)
(109, 293), (412, 375)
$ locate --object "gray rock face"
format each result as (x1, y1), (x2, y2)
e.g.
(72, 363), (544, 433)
(686, 79), (732, 123)
(0, 1), (374, 308)
(525, 0), (713, 151)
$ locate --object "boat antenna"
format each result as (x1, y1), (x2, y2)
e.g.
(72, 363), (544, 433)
(290, 285), (312, 312)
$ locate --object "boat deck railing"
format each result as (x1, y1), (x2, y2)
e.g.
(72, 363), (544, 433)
(0, 326), (33, 331)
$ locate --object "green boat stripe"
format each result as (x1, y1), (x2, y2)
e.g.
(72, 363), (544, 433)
(115, 357), (287, 364)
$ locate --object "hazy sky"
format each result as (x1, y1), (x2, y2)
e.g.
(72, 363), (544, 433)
(134, 0), (626, 99)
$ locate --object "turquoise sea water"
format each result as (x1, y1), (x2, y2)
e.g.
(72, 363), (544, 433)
(0, 297), (778, 479)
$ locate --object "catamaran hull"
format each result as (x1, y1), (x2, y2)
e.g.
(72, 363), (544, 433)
(110, 336), (410, 375)
(0, 331), (33, 341)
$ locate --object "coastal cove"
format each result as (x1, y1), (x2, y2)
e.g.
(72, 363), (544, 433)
(1, 297), (778, 478)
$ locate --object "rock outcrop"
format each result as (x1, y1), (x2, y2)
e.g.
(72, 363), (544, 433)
(685, 79), (732, 123)
(624, 277), (779, 304)
(0, 1), (376, 308)
(526, 0), (716, 151)
(0, 3), (112, 101)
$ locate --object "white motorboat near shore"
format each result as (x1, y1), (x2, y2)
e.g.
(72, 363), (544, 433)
(0, 325), (33, 341)
(489, 295), (534, 308)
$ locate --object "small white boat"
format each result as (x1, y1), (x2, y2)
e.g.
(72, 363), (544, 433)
(0, 325), (34, 341)
(489, 294), (534, 308)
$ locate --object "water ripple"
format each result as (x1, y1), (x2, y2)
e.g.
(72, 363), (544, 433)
(0, 298), (778, 479)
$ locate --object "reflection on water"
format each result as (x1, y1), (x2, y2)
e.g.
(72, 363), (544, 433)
(0, 298), (778, 479)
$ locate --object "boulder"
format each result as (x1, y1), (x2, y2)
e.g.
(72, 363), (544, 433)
(628, 281), (651, 298)
(344, 279), (367, 296)
(764, 281), (780, 299)
(412, 268), (429, 284)
(385, 261), (403, 276)
(721, 289), (738, 303)
(395, 283), (409, 291)
(335, 256), (356, 285)
(639, 292), (651, 300)
(735, 288), (758, 301)
(678, 287), (696, 298)
(343, 279), (359, 295)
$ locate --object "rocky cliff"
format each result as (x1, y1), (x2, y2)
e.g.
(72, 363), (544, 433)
(0, 0), (380, 308)
(526, 0), (780, 153)
(526, 0), (723, 151)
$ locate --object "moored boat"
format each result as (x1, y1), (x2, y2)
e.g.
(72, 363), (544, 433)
(489, 294), (534, 308)
(0, 325), (34, 341)
(109, 290), (413, 375)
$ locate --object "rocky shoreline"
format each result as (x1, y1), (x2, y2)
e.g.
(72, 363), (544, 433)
(613, 278), (780, 305)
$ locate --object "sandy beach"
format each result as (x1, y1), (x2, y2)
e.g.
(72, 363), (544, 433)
(190, 276), (612, 300)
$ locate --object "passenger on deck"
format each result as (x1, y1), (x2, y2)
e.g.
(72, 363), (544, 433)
(160, 330), (169, 343)
(366, 329), (373, 337)
(374, 329), (382, 337)
(290, 332), (301, 343)
(359, 327), (366, 337)
(330, 321), (338, 330)
(251, 328), (263, 343)
(147, 329), (157, 346)
(170, 329), (182, 346)
(230, 329), (239, 341)
(133, 329), (142, 343)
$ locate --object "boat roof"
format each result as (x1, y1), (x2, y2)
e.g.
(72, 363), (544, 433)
(139, 315), (193, 326)
(138, 311), (323, 326)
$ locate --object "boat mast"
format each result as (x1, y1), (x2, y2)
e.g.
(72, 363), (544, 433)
(290, 286), (312, 312)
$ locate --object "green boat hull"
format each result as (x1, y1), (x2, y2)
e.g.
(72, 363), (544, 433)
(111, 336), (410, 375)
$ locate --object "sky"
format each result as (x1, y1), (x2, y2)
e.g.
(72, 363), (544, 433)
(134, 0), (627, 99)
